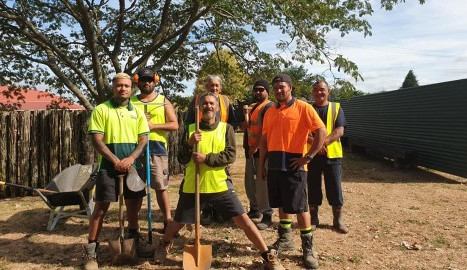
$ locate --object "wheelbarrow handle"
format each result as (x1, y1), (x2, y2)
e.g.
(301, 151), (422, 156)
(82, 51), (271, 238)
(0, 181), (57, 194)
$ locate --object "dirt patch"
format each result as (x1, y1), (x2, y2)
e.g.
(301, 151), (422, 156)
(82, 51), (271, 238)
(1, 134), (466, 270)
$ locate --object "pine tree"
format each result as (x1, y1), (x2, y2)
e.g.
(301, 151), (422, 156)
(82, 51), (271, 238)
(401, 70), (419, 88)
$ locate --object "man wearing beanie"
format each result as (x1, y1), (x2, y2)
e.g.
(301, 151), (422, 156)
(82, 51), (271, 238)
(242, 80), (275, 230)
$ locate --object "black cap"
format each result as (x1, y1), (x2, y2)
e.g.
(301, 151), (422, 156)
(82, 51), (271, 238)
(137, 68), (155, 79)
(271, 74), (292, 84)
(253, 80), (270, 93)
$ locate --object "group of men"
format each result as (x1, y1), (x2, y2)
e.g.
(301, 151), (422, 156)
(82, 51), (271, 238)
(82, 69), (348, 270)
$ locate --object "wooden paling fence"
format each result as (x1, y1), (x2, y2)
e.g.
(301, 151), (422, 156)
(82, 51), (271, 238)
(0, 110), (185, 198)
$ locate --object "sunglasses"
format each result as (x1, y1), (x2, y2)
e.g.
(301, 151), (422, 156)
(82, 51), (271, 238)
(253, 87), (266, 92)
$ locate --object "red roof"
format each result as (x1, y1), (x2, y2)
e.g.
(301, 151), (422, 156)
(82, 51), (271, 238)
(0, 86), (85, 110)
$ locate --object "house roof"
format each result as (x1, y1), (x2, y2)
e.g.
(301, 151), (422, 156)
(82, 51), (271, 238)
(0, 86), (85, 110)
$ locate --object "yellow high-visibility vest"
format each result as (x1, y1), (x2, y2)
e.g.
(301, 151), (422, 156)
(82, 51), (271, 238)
(326, 102), (343, 158)
(183, 122), (228, 193)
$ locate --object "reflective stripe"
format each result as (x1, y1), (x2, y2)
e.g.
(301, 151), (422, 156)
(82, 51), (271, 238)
(183, 122), (228, 193)
(247, 100), (269, 147)
(326, 102), (343, 158)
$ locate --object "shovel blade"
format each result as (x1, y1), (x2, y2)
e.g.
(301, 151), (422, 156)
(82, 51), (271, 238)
(108, 238), (137, 265)
(183, 244), (212, 270)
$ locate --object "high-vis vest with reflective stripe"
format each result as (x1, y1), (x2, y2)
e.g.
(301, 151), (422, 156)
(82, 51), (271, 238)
(326, 102), (343, 158)
(247, 100), (269, 147)
(130, 94), (168, 148)
(194, 94), (229, 123)
(183, 122), (228, 193)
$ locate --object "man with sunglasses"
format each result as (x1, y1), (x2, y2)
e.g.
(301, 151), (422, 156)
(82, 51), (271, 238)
(242, 80), (275, 230)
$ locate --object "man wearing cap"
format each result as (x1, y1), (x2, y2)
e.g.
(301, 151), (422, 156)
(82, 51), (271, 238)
(83, 73), (149, 270)
(307, 80), (349, 234)
(130, 68), (179, 236)
(155, 93), (284, 270)
(258, 74), (326, 269)
(242, 80), (275, 230)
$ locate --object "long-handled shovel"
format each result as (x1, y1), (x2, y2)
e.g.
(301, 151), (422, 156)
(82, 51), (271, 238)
(108, 175), (137, 265)
(183, 107), (212, 270)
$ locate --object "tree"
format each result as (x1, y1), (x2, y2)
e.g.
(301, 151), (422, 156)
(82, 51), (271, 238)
(330, 80), (366, 101)
(0, 0), (424, 111)
(401, 70), (419, 88)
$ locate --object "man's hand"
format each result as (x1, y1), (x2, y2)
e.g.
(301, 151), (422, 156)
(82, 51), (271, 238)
(318, 145), (327, 155)
(188, 131), (202, 146)
(192, 152), (206, 164)
(248, 146), (258, 158)
(290, 156), (310, 171)
(115, 156), (135, 172)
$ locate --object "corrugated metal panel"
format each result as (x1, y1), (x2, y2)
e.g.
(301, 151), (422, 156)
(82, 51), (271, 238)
(341, 79), (467, 177)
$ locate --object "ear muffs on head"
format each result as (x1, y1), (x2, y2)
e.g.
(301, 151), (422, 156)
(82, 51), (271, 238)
(133, 73), (160, 84)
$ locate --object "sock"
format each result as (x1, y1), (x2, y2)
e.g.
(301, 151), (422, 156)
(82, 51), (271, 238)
(300, 226), (313, 236)
(279, 218), (292, 229)
(88, 239), (97, 244)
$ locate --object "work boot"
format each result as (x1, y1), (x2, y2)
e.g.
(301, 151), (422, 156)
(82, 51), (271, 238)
(256, 213), (273, 230)
(82, 242), (98, 270)
(332, 206), (349, 234)
(153, 239), (173, 264)
(262, 249), (285, 270)
(309, 205), (319, 230)
(247, 209), (262, 223)
(301, 233), (319, 269)
(127, 230), (155, 258)
(270, 226), (295, 253)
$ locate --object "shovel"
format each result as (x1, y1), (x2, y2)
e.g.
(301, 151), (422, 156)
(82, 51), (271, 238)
(108, 174), (137, 265)
(183, 107), (212, 270)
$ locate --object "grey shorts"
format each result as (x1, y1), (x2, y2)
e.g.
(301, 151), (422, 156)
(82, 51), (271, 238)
(174, 189), (245, 224)
(149, 155), (169, 190)
(95, 170), (146, 202)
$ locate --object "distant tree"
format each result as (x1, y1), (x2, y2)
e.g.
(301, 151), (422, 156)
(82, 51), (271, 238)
(401, 70), (419, 88)
(194, 49), (250, 103)
(331, 80), (366, 101)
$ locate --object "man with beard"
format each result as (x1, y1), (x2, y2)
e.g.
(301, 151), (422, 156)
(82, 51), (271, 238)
(155, 93), (284, 270)
(258, 74), (326, 269)
(307, 80), (349, 234)
(131, 68), (179, 236)
(242, 80), (275, 230)
(83, 73), (149, 270)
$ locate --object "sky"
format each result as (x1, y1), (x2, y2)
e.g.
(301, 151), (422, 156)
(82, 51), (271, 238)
(286, 0), (467, 93)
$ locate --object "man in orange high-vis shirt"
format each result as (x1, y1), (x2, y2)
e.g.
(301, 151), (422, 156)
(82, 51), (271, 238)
(258, 74), (326, 269)
(243, 80), (275, 230)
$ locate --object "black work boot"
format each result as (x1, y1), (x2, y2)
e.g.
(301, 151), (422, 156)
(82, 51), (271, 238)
(247, 209), (262, 223)
(82, 242), (98, 270)
(256, 213), (273, 230)
(309, 205), (319, 230)
(332, 206), (349, 234)
(301, 233), (319, 269)
(270, 226), (295, 253)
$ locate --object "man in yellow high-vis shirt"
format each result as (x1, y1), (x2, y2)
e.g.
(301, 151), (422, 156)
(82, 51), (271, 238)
(307, 80), (349, 234)
(131, 68), (179, 234)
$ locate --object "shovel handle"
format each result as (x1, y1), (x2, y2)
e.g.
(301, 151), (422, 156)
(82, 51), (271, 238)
(194, 107), (201, 248)
(118, 175), (125, 239)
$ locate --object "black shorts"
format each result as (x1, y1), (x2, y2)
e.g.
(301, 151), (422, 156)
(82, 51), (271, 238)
(174, 189), (245, 224)
(267, 170), (308, 214)
(95, 170), (146, 202)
